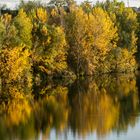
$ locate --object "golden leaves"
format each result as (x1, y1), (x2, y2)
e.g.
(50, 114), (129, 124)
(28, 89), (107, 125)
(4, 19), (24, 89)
(1, 14), (12, 26)
(0, 46), (31, 84)
(36, 8), (47, 23)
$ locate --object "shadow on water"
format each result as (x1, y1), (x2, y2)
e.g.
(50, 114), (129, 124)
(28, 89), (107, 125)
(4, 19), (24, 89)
(0, 73), (140, 140)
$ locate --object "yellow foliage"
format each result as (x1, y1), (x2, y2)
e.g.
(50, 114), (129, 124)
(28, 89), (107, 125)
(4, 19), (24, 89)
(36, 8), (47, 23)
(51, 9), (58, 17)
(1, 14), (12, 26)
(65, 7), (118, 74)
(91, 8), (118, 54)
(41, 25), (48, 35)
(0, 86), (32, 126)
(0, 46), (32, 85)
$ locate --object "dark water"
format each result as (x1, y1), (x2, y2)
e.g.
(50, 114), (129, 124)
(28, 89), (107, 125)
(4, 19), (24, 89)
(0, 73), (140, 140)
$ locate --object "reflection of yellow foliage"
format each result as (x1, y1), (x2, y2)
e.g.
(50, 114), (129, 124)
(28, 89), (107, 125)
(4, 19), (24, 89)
(69, 86), (119, 137)
(68, 74), (139, 138)
(33, 86), (69, 134)
(116, 74), (137, 96)
(0, 74), (138, 140)
(7, 98), (31, 126)
(97, 93), (119, 135)
(2, 87), (32, 126)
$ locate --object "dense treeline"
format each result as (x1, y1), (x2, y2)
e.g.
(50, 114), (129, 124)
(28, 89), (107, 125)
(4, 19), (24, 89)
(0, 0), (140, 86)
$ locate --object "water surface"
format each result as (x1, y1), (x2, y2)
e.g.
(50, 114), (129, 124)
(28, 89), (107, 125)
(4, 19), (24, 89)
(0, 73), (140, 140)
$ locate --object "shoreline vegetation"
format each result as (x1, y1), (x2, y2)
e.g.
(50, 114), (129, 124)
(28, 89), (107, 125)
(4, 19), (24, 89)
(0, 0), (140, 87)
(0, 2), (140, 138)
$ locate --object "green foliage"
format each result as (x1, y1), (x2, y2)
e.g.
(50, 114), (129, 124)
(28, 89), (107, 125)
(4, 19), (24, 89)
(106, 47), (137, 72)
(14, 9), (33, 46)
(19, 0), (44, 14)
(0, 14), (17, 48)
(30, 7), (68, 76)
(102, 1), (138, 50)
(0, 10), (33, 87)
(95, 0), (138, 72)
(136, 12), (140, 67)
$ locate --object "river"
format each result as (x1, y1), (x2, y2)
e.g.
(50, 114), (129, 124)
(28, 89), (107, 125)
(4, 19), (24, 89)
(0, 73), (140, 140)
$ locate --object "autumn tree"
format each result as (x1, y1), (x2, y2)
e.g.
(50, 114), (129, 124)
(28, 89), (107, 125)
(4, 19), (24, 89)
(0, 14), (17, 48)
(95, 0), (138, 72)
(29, 7), (68, 77)
(0, 10), (32, 87)
(65, 6), (117, 75)
(13, 9), (33, 47)
(19, 0), (44, 14)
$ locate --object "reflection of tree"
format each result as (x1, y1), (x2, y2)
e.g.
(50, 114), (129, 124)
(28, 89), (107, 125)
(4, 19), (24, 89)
(0, 85), (32, 140)
(0, 84), (69, 140)
(68, 73), (140, 138)
(33, 86), (69, 135)
(68, 78), (119, 137)
(0, 85), (32, 126)
(0, 73), (139, 140)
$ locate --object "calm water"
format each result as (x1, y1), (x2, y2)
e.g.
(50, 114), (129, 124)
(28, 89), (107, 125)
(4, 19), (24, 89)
(0, 73), (140, 140)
